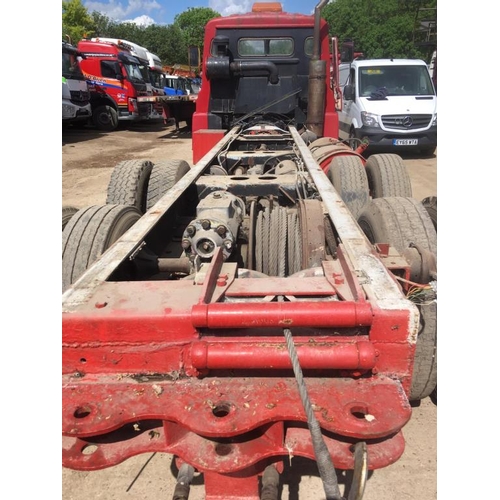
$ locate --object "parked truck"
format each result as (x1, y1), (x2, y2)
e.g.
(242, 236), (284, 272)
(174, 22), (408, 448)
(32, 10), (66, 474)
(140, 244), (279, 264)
(91, 38), (165, 122)
(77, 38), (152, 130)
(62, 2), (437, 499)
(62, 40), (92, 125)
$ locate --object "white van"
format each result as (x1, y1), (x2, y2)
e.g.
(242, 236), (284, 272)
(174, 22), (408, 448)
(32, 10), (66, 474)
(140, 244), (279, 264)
(338, 59), (437, 155)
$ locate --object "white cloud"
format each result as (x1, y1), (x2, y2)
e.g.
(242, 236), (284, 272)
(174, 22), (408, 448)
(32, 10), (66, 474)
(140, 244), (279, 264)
(209, 1), (253, 17)
(124, 14), (156, 26)
(84, 0), (160, 22)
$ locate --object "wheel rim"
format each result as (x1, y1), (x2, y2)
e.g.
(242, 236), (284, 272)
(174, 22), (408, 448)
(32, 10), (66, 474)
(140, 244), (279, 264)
(99, 112), (111, 125)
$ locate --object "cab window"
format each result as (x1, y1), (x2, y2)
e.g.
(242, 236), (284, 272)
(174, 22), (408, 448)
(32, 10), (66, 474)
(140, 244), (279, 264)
(238, 38), (293, 56)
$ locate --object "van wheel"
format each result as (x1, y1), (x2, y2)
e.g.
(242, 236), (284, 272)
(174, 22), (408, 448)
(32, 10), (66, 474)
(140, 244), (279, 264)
(365, 154), (412, 198)
(327, 155), (370, 219)
(62, 204), (142, 291)
(92, 105), (118, 131)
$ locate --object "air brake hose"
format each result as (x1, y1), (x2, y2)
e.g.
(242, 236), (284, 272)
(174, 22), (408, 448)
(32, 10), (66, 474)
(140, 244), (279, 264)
(280, 298), (343, 500)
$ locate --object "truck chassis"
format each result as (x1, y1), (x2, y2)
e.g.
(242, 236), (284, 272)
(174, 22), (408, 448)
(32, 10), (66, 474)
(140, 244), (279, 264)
(62, 121), (436, 499)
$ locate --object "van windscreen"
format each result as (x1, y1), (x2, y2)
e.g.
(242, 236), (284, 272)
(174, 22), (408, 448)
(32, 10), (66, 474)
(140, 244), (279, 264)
(359, 65), (435, 97)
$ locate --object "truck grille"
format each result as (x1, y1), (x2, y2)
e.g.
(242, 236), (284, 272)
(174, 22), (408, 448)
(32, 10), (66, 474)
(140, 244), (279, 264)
(382, 114), (432, 130)
(70, 90), (90, 104)
(138, 102), (151, 116)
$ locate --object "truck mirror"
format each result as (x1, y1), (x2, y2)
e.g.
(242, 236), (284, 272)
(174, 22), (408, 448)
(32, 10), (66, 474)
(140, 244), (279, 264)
(340, 41), (354, 63)
(343, 84), (354, 101)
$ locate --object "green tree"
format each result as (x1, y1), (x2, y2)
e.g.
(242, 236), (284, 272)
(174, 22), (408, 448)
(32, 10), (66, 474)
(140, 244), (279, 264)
(90, 10), (116, 37)
(62, 0), (95, 44)
(173, 7), (221, 57)
(143, 25), (188, 65)
(322, 0), (436, 61)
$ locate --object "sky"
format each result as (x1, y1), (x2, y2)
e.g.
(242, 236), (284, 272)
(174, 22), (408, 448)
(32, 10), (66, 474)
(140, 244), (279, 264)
(83, 0), (322, 26)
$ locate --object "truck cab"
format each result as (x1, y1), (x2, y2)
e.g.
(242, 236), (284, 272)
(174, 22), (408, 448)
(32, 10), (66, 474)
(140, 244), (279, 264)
(90, 38), (165, 123)
(338, 58), (437, 155)
(77, 38), (151, 131)
(145, 50), (168, 119)
(62, 41), (92, 125)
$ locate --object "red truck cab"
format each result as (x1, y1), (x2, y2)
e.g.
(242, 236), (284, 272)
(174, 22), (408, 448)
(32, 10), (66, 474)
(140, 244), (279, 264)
(77, 39), (151, 131)
(192, 2), (340, 162)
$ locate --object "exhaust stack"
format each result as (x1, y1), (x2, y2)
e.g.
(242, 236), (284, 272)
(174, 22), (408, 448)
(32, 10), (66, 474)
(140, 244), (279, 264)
(305, 0), (329, 137)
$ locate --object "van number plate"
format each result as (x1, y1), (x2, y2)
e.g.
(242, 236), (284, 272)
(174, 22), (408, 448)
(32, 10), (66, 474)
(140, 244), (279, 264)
(393, 139), (418, 146)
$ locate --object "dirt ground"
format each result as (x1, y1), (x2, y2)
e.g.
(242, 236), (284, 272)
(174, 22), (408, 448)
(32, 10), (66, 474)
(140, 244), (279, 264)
(61, 121), (437, 500)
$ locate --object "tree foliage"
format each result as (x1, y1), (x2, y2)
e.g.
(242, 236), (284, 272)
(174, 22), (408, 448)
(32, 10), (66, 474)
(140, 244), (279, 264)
(63, 0), (436, 64)
(322, 0), (437, 62)
(62, 0), (95, 44)
(173, 7), (221, 50)
(65, 4), (220, 66)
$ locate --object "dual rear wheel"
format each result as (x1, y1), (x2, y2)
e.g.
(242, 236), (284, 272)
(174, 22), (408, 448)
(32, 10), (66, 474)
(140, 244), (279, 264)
(327, 153), (412, 218)
(358, 196), (437, 401)
(325, 148), (437, 401)
(62, 159), (191, 291)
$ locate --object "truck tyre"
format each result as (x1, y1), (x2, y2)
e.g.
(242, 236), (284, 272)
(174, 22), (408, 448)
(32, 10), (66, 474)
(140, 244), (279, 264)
(357, 197), (437, 401)
(421, 196), (437, 230)
(146, 159), (190, 211)
(358, 197), (436, 256)
(106, 160), (154, 214)
(92, 105), (118, 131)
(410, 302), (437, 401)
(365, 154), (412, 198)
(421, 195), (437, 405)
(327, 155), (370, 219)
(62, 204), (142, 292)
(62, 206), (79, 231)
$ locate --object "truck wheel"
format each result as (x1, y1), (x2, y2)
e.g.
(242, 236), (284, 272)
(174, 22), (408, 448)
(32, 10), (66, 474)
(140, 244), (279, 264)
(327, 155), (369, 219)
(421, 196), (437, 230)
(410, 302), (437, 400)
(62, 204), (142, 291)
(358, 197), (436, 256)
(357, 197), (437, 401)
(92, 105), (118, 131)
(106, 160), (154, 214)
(62, 206), (79, 231)
(421, 195), (437, 404)
(146, 159), (190, 211)
(365, 154), (412, 198)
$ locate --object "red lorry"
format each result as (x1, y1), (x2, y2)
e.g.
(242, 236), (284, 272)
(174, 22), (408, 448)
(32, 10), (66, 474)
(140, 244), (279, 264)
(63, 2), (437, 498)
(77, 38), (153, 130)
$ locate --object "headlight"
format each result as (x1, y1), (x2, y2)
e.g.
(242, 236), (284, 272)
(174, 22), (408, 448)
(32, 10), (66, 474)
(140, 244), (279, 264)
(361, 111), (380, 128)
(432, 113), (437, 126)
